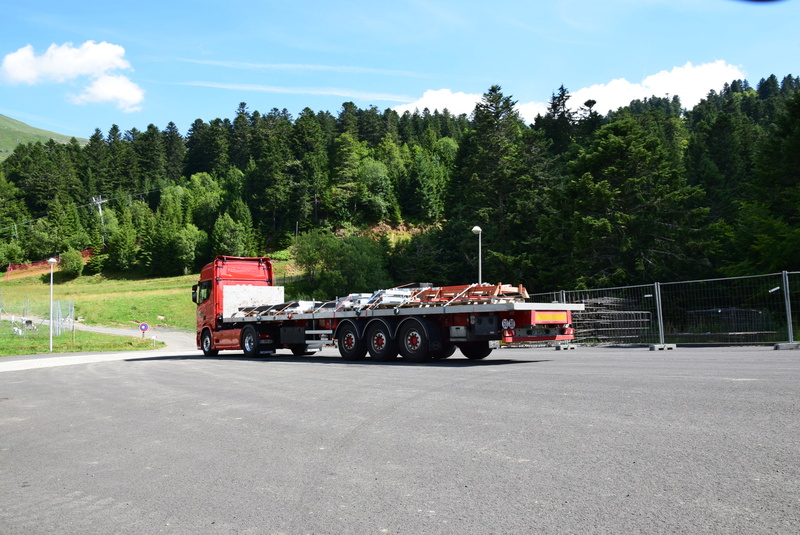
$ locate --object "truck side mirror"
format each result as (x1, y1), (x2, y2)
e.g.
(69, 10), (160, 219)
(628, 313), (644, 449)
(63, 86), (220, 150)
(191, 285), (198, 304)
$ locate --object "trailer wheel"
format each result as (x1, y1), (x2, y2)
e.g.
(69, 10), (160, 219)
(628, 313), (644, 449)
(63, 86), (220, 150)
(241, 326), (260, 358)
(338, 323), (367, 361)
(398, 320), (430, 363)
(459, 341), (492, 360)
(201, 329), (219, 357)
(366, 323), (398, 361)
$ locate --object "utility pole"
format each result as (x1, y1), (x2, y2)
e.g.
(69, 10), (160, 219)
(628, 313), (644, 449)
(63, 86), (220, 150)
(91, 195), (109, 244)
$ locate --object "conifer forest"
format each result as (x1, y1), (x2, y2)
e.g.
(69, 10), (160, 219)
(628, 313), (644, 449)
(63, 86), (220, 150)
(1, 75), (799, 297)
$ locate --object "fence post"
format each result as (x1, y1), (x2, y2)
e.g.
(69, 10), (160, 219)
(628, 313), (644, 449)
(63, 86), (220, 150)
(559, 290), (566, 304)
(783, 271), (794, 343)
(648, 282), (675, 350)
(654, 282), (665, 346)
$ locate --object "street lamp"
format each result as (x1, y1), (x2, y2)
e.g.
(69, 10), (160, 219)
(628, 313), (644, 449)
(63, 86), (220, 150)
(471, 226), (482, 284)
(48, 257), (57, 351)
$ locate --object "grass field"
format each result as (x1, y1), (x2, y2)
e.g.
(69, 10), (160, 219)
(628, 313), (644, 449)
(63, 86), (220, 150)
(0, 271), (192, 357)
(0, 320), (165, 357)
(1, 272), (198, 331)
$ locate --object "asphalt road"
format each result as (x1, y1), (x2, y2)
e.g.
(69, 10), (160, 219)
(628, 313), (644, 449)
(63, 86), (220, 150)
(1, 341), (798, 534)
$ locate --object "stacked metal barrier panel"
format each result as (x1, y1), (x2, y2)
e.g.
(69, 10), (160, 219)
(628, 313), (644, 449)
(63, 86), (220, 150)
(533, 271), (798, 346)
(532, 285), (659, 345)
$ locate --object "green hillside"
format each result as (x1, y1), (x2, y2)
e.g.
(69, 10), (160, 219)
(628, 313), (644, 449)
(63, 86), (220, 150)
(0, 114), (87, 162)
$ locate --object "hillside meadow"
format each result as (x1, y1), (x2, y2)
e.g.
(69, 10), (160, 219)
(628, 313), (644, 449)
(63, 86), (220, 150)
(0, 113), (87, 162)
(0, 267), (216, 357)
(1, 272), (198, 332)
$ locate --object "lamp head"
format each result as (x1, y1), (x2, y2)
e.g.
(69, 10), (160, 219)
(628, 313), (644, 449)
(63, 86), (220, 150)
(471, 226), (482, 235)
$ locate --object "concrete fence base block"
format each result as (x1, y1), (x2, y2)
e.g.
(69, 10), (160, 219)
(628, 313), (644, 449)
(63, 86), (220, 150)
(554, 343), (576, 351)
(649, 344), (677, 351)
(774, 342), (800, 350)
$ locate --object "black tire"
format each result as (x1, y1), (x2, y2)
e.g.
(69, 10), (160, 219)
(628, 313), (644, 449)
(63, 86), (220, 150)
(241, 326), (260, 358)
(366, 322), (399, 361)
(398, 319), (430, 363)
(431, 342), (456, 360)
(201, 329), (219, 357)
(338, 323), (366, 360)
(459, 341), (493, 360)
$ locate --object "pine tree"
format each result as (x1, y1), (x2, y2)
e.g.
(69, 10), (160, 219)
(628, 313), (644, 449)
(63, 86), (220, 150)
(534, 85), (576, 155)
(537, 117), (709, 287)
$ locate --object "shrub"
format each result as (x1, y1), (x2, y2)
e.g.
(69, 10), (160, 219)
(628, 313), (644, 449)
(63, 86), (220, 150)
(59, 248), (84, 278)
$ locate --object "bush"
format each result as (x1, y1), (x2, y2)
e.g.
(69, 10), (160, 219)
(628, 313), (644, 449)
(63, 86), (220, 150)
(0, 241), (25, 265)
(59, 248), (84, 278)
(267, 248), (293, 262)
(295, 229), (392, 299)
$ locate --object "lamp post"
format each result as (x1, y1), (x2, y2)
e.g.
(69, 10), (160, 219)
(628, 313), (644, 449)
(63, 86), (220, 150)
(48, 257), (57, 351)
(471, 226), (482, 284)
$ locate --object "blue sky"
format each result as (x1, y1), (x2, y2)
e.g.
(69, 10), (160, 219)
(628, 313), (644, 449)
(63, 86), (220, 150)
(1, 0), (798, 139)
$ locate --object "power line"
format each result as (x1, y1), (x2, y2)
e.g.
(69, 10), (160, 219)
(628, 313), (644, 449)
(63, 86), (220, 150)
(0, 185), (170, 235)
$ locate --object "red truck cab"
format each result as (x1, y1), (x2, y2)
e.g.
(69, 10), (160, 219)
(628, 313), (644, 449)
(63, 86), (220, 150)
(192, 256), (282, 356)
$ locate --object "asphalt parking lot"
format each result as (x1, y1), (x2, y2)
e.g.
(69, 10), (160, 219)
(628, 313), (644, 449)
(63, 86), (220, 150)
(1, 344), (798, 534)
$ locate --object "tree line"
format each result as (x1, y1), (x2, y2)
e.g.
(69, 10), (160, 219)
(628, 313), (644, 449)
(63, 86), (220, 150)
(1, 74), (798, 297)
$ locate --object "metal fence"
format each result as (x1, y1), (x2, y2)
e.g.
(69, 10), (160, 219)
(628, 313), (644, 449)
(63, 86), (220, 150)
(0, 296), (75, 340)
(532, 271), (799, 347)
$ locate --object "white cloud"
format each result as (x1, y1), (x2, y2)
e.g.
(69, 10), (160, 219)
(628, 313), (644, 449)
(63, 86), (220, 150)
(1, 41), (144, 113)
(393, 88), (483, 116)
(395, 60), (745, 124)
(517, 100), (550, 123)
(72, 74), (145, 112)
(1, 41), (130, 83)
(568, 60), (746, 117)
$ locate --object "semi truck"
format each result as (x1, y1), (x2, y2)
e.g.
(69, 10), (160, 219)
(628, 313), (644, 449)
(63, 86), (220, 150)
(193, 256), (584, 362)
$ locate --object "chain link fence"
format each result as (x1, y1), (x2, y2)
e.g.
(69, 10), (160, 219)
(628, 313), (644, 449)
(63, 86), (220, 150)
(532, 271), (798, 347)
(0, 295), (75, 341)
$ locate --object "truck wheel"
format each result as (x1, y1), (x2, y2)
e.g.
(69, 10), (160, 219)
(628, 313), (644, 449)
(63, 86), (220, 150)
(398, 320), (430, 363)
(459, 341), (492, 360)
(366, 323), (398, 361)
(241, 326), (260, 358)
(338, 323), (366, 361)
(201, 329), (219, 357)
